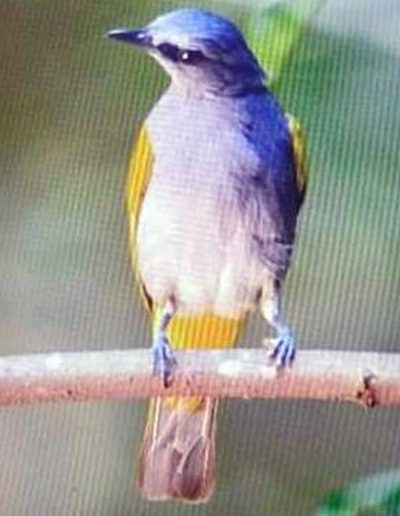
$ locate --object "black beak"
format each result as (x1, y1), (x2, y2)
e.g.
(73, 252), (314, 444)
(107, 28), (153, 48)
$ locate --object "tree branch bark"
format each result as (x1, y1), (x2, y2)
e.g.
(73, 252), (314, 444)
(0, 349), (399, 407)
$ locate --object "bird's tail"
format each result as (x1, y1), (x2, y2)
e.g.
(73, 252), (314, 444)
(138, 395), (218, 503)
(137, 310), (244, 503)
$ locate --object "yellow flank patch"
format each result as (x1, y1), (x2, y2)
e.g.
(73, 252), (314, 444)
(153, 308), (244, 350)
(286, 113), (308, 195)
(126, 125), (154, 236)
(126, 124), (155, 311)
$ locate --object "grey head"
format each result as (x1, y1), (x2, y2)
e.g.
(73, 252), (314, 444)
(108, 8), (266, 97)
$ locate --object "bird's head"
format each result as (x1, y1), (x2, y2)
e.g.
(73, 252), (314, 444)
(108, 8), (265, 97)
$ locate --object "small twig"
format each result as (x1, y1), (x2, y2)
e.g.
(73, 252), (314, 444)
(0, 349), (399, 407)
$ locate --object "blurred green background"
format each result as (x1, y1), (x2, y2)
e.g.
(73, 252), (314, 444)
(0, 0), (399, 514)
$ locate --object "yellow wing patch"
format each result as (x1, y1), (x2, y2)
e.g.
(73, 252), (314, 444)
(286, 113), (308, 199)
(126, 125), (154, 311)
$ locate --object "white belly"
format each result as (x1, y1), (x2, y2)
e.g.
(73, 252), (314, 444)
(136, 174), (264, 317)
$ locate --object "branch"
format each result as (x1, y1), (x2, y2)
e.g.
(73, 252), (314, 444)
(0, 349), (399, 407)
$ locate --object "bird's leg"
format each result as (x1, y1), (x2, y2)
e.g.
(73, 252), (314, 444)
(261, 281), (296, 368)
(152, 299), (177, 387)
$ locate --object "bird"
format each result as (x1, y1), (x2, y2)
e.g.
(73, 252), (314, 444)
(108, 7), (307, 504)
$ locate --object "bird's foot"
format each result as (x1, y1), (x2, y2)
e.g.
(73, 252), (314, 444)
(264, 329), (296, 370)
(152, 333), (177, 387)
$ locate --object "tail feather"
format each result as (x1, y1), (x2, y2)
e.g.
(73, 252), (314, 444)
(138, 310), (244, 502)
(138, 396), (218, 503)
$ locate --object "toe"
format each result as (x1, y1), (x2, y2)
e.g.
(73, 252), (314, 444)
(268, 333), (296, 369)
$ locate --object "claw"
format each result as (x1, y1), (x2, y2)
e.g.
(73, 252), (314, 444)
(152, 333), (177, 387)
(265, 330), (296, 369)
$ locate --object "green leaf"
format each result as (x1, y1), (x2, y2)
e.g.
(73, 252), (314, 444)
(246, 0), (326, 85)
(317, 469), (400, 515)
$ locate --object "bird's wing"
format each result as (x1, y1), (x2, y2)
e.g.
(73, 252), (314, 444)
(233, 109), (308, 280)
(286, 113), (308, 206)
(127, 124), (154, 311)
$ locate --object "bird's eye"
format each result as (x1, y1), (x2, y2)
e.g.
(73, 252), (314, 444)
(178, 49), (205, 65)
(157, 43), (205, 65)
